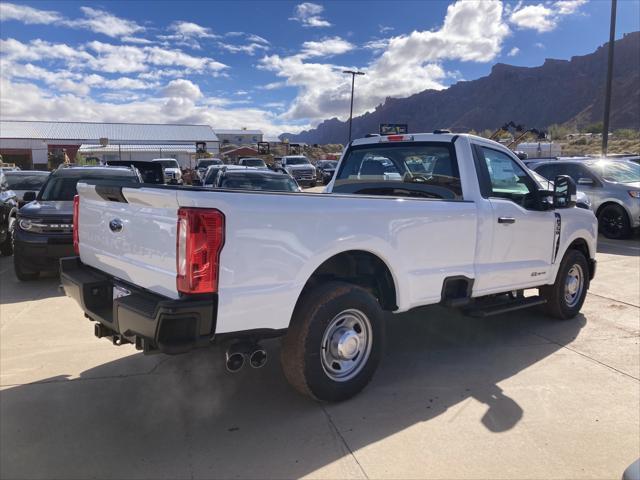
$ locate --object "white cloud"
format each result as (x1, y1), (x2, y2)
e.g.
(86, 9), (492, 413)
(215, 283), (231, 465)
(0, 76), (307, 137)
(161, 79), (203, 100)
(246, 34), (269, 45)
(1, 38), (228, 78)
(0, 2), (63, 24)
(0, 3), (145, 39)
(509, 4), (556, 32)
(507, 47), (520, 56)
(363, 38), (391, 52)
(258, 81), (287, 90)
(219, 41), (269, 55)
(169, 21), (218, 38)
(122, 36), (154, 45)
(262, 0), (509, 123)
(379, 25), (394, 34)
(300, 37), (354, 58)
(554, 0), (587, 15)
(290, 2), (332, 28)
(75, 6), (144, 38)
(85, 41), (228, 74)
(509, 0), (587, 33)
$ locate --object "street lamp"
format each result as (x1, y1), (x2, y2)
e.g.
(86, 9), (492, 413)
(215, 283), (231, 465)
(343, 70), (365, 143)
(602, 0), (617, 157)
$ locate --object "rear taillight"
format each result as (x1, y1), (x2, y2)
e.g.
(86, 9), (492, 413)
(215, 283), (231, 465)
(176, 208), (225, 295)
(73, 195), (80, 255)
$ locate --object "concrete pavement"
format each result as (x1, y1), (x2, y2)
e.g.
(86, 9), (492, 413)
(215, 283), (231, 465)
(1, 236), (638, 479)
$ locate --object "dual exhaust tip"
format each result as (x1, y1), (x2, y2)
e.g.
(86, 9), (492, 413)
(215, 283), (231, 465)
(225, 343), (267, 372)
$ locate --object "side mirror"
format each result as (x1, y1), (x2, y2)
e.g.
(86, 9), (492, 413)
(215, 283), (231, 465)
(553, 175), (577, 208)
(22, 191), (37, 202)
(577, 177), (594, 186)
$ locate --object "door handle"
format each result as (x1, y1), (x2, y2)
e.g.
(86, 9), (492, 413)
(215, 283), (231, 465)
(498, 217), (516, 224)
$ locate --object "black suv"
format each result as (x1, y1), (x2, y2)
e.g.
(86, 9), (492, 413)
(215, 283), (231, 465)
(0, 171), (19, 256)
(13, 166), (140, 281)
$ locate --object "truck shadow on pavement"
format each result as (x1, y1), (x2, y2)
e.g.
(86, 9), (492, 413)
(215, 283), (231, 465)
(0, 305), (585, 479)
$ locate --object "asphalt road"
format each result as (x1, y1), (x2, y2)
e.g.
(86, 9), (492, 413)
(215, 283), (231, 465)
(1, 236), (638, 479)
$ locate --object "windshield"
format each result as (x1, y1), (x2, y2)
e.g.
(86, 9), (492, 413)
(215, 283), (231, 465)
(5, 173), (49, 191)
(197, 159), (222, 168)
(589, 161), (640, 184)
(220, 173), (299, 192)
(39, 173), (138, 201)
(285, 157), (310, 165)
(156, 160), (179, 168)
(241, 158), (266, 167)
(334, 143), (462, 199)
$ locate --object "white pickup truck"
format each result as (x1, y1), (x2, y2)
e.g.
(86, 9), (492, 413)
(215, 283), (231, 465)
(61, 133), (597, 402)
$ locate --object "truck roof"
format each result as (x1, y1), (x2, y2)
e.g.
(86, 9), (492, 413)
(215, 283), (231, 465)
(351, 132), (464, 146)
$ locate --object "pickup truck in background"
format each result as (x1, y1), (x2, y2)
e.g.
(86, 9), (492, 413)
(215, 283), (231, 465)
(278, 155), (317, 187)
(61, 133), (597, 402)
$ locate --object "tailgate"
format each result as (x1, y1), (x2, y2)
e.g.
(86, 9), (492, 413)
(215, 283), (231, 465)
(76, 183), (180, 299)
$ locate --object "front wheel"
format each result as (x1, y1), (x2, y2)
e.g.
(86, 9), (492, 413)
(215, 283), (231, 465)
(598, 204), (631, 239)
(539, 249), (589, 319)
(281, 281), (384, 402)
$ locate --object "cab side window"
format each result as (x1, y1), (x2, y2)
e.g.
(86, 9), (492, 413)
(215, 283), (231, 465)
(481, 147), (536, 206)
(534, 164), (560, 180)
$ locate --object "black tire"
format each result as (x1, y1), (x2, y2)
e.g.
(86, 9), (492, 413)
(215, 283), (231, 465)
(598, 203), (631, 239)
(540, 249), (589, 320)
(14, 255), (39, 281)
(280, 281), (384, 402)
(0, 216), (14, 256)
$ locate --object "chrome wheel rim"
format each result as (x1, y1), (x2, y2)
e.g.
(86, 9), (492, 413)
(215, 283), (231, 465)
(564, 264), (584, 308)
(320, 309), (372, 382)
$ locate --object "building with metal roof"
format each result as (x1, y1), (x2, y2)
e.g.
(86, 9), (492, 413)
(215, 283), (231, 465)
(214, 129), (263, 146)
(78, 144), (201, 168)
(0, 120), (219, 170)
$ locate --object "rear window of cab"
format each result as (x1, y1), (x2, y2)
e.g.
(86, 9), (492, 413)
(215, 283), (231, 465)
(333, 142), (462, 200)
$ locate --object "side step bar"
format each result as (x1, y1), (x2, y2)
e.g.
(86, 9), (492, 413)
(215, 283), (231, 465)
(464, 296), (547, 318)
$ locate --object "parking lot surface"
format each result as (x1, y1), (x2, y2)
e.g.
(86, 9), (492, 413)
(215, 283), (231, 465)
(1, 236), (638, 479)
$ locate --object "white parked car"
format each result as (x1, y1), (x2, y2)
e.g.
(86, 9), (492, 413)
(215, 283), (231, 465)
(62, 133), (597, 402)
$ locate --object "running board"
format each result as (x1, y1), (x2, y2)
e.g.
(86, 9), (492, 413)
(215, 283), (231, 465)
(464, 296), (547, 318)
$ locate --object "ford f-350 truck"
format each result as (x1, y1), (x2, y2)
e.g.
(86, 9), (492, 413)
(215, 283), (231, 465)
(61, 133), (597, 402)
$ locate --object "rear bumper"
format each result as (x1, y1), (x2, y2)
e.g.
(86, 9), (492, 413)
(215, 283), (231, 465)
(60, 257), (217, 354)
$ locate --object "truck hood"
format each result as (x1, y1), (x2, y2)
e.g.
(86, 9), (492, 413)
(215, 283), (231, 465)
(19, 200), (73, 218)
(286, 164), (315, 171)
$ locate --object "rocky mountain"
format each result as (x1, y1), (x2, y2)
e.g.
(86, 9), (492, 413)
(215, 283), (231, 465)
(282, 32), (640, 145)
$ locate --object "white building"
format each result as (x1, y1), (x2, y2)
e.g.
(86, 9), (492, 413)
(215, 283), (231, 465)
(516, 142), (562, 158)
(0, 120), (219, 170)
(214, 129), (263, 146)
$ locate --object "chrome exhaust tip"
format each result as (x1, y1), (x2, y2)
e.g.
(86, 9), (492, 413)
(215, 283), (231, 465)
(225, 351), (245, 373)
(249, 348), (267, 369)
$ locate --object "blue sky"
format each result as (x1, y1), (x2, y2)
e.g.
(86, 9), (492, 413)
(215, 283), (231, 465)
(1, 0), (638, 136)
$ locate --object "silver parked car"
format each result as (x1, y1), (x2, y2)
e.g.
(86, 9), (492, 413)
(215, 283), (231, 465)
(531, 159), (640, 239)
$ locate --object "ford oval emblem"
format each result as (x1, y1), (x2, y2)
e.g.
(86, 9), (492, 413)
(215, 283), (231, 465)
(109, 219), (123, 233)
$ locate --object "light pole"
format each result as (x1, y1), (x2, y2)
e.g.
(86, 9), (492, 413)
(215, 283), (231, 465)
(343, 70), (365, 143)
(602, 0), (617, 157)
